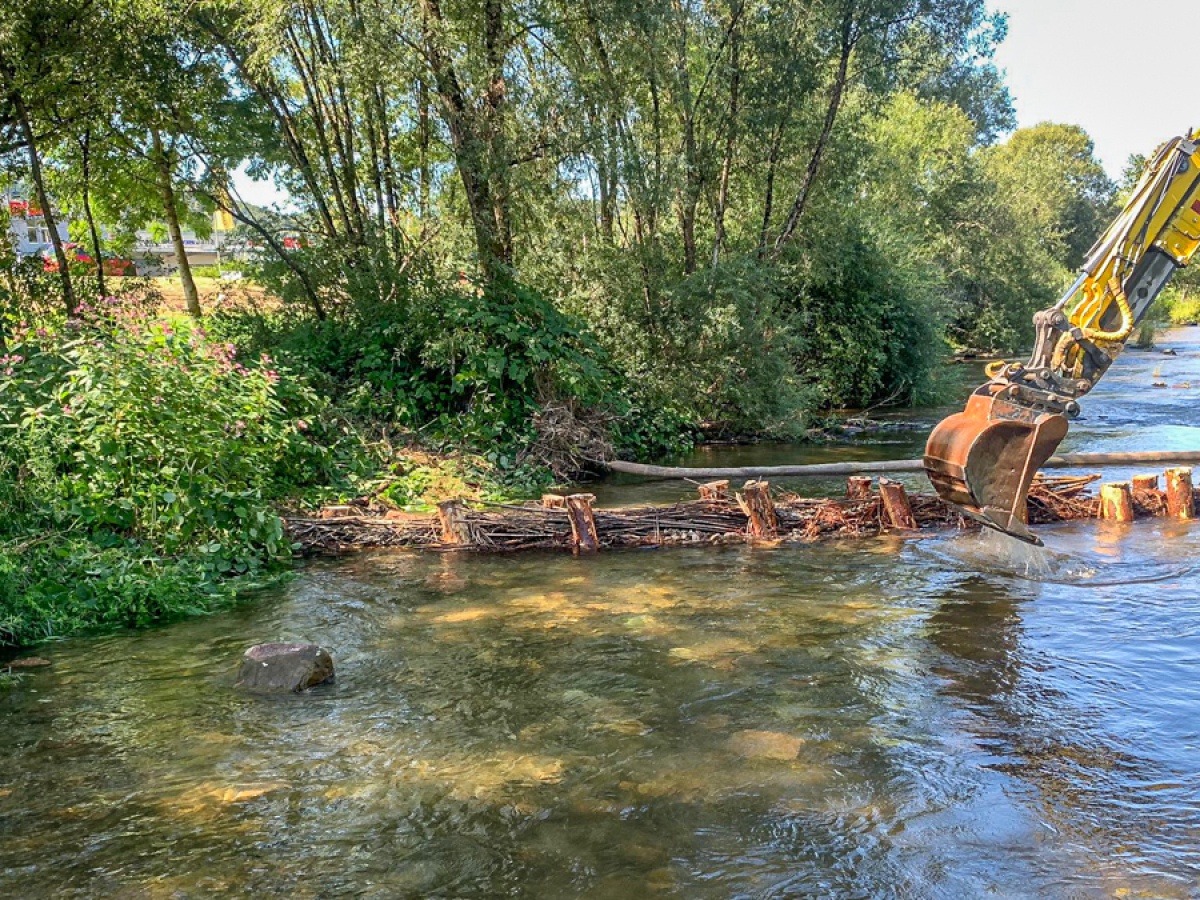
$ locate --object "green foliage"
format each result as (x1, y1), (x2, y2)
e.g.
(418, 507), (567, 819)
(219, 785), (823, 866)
(789, 223), (948, 408)
(0, 539), (240, 645)
(0, 0), (1138, 652)
(211, 273), (620, 451)
(572, 253), (816, 438)
(0, 299), (329, 644)
(1160, 268), (1200, 326)
(1167, 295), (1200, 326)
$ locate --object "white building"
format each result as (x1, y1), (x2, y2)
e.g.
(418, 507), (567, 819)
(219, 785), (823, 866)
(5, 195), (70, 260)
(4, 189), (241, 274)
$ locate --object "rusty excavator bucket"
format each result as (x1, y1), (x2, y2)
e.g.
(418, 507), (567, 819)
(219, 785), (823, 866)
(924, 384), (1070, 545)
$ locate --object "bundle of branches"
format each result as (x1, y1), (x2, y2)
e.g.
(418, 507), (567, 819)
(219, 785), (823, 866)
(1026, 473), (1102, 524)
(285, 515), (438, 553)
(526, 399), (616, 479)
(287, 473), (1154, 555)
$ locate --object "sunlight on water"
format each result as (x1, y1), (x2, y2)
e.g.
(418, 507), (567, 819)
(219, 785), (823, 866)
(5, 533), (1200, 899)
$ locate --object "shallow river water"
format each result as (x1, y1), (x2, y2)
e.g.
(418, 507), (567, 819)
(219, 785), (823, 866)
(4, 332), (1200, 899)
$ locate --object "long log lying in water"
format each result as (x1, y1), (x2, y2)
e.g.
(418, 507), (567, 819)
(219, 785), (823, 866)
(286, 472), (1197, 554)
(604, 450), (1200, 480)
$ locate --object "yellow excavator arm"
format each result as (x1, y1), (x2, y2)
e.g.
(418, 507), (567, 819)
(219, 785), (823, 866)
(925, 131), (1200, 543)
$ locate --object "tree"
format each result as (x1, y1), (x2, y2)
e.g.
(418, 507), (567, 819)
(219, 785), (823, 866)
(0, 0), (103, 313)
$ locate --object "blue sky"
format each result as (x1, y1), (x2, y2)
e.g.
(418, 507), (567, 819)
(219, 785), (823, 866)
(987, 0), (1194, 180)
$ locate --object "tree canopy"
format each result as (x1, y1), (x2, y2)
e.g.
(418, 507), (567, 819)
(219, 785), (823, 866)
(2, 0), (1116, 430)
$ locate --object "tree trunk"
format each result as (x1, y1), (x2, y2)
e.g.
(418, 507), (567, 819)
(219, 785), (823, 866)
(418, 77), (432, 235)
(80, 129), (106, 298)
(482, 0), (513, 269)
(152, 129), (201, 318)
(711, 0), (741, 266)
(772, 9), (855, 255)
(669, 0), (706, 275)
(757, 118), (787, 258)
(419, 0), (513, 281)
(14, 90), (74, 314)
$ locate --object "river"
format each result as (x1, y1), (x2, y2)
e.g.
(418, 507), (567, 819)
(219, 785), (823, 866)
(3, 331), (1200, 898)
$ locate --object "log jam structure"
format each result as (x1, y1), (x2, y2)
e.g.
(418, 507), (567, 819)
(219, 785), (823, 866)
(287, 452), (1200, 554)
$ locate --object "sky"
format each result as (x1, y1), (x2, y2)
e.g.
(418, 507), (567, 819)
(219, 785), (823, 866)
(986, 0), (1194, 180)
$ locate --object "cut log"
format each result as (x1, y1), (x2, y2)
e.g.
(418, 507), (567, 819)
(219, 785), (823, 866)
(879, 479), (916, 530)
(1165, 467), (1195, 520)
(699, 480), (730, 501)
(437, 500), (472, 545)
(1131, 474), (1159, 492)
(736, 480), (778, 539)
(846, 476), (873, 499)
(566, 493), (600, 551)
(1099, 482), (1134, 522)
(604, 449), (1200, 480)
(542, 494), (567, 509)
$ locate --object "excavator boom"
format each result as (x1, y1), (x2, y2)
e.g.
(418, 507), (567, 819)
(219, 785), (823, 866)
(925, 132), (1200, 544)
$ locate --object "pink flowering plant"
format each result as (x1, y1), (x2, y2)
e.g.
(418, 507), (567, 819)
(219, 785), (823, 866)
(0, 299), (330, 640)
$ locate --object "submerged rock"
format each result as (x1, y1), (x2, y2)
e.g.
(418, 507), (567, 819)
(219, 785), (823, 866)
(6, 657), (52, 669)
(236, 643), (334, 693)
(728, 729), (805, 761)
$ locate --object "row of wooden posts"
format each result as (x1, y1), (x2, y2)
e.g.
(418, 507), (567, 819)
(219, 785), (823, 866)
(1098, 467), (1195, 522)
(433, 466), (1198, 552)
(434, 474), (923, 551)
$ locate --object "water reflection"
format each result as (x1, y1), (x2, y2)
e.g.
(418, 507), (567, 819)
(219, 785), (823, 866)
(921, 536), (1200, 899)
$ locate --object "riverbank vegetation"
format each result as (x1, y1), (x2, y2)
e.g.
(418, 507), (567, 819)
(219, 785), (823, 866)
(0, 0), (1122, 643)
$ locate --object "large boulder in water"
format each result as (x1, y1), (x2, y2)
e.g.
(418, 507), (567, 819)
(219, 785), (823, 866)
(236, 643), (335, 693)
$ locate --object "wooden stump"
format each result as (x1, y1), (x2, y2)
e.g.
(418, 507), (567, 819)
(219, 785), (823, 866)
(737, 480), (778, 539)
(1099, 482), (1134, 522)
(846, 476), (873, 500)
(1131, 474), (1159, 492)
(1165, 467), (1195, 520)
(879, 479), (916, 530)
(699, 480), (730, 501)
(541, 494), (567, 509)
(566, 493), (599, 551)
(437, 500), (472, 545)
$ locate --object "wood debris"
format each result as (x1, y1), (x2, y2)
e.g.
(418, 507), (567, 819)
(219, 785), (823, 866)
(284, 472), (1191, 555)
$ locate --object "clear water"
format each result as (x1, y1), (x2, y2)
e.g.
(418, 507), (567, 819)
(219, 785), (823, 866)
(3, 331), (1200, 899)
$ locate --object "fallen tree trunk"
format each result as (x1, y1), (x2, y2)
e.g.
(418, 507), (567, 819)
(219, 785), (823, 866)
(604, 450), (1200, 480)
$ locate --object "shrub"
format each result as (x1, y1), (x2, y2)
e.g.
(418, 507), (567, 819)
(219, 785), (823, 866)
(790, 231), (948, 408)
(0, 299), (329, 643)
(574, 253), (815, 440)
(1164, 290), (1200, 326)
(210, 274), (621, 457)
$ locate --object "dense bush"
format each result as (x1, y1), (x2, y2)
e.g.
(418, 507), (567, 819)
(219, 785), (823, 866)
(211, 274), (621, 455)
(0, 299), (328, 643)
(1168, 295), (1200, 326)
